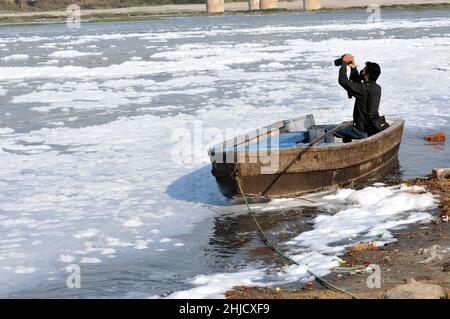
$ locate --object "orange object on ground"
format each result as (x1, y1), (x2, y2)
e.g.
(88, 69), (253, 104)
(425, 132), (446, 142)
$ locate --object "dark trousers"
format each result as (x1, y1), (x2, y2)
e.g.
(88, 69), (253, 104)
(325, 124), (368, 143)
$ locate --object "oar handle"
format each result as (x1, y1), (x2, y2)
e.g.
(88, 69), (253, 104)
(304, 121), (352, 147)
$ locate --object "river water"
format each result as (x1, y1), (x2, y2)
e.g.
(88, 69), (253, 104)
(0, 9), (448, 298)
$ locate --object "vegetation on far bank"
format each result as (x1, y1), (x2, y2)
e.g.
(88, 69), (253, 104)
(1, 0), (266, 12)
(0, 0), (210, 12)
(2, 0), (450, 13)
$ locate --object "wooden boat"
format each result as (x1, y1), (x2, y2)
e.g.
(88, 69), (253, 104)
(208, 114), (404, 198)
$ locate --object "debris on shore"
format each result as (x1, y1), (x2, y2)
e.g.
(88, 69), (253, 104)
(406, 168), (450, 219)
(225, 169), (450, 299)
(226, 286), (352, 299)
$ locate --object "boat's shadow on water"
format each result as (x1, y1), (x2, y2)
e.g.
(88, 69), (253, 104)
(166, 165), (272, 207)
(166, 165), (232, 206)
(356, 157), (404, 187)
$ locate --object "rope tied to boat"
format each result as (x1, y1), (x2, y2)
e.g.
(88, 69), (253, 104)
(234, 122), (359, 299)
(235, 176), (359, 299)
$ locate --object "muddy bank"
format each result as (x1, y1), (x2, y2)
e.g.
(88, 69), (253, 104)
(226, 174), (450, 299)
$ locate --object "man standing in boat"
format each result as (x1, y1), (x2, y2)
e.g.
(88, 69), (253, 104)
(327, 54), (382, 143)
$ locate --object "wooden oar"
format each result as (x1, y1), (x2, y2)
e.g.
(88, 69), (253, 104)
(260, 121), (352, 196)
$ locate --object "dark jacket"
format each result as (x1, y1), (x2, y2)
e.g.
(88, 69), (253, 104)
(338, 64), (381, 133)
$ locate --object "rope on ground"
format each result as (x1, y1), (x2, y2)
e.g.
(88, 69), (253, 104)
(236, 176), (359, 299)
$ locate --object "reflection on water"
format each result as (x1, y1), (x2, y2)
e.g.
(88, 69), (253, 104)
(209, 207), (317, 263)
(359, 157), (402, 186)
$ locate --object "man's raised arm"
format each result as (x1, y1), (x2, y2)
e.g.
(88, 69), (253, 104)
(338, 55), (364, 98)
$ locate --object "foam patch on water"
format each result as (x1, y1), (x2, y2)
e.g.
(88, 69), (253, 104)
(167, 269), (266, 299)
(1, 54), (29, 61)
(0, 127), (14, 134)
(48, 50), (102, 59)
(0, 17), (449, 46)
(2, 35), (448, 127)
(167, 185), (437, 298)
(0, 102), (297, 296)
(290, 185), (436, 254)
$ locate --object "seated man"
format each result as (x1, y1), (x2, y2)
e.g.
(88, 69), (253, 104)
(327, 54), (382, 143)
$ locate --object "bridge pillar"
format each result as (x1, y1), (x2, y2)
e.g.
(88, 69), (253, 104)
(248, 0), (260, 11)
(306, 0), (321, 10)
(206, 0), (224, 13)
(260, 0), (278, 10)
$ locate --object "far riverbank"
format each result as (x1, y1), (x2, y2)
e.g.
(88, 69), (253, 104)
(1, 1), (450, 25)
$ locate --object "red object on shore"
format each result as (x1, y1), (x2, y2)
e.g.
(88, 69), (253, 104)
(425, 132), (446, 142)
(306, 282), (313, 287)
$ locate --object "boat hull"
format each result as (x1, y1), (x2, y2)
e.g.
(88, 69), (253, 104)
(209, 117), (405, 198)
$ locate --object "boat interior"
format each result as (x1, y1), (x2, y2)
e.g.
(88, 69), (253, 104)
(220, 114), (345, 151)
(210, 115), (400, 154)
